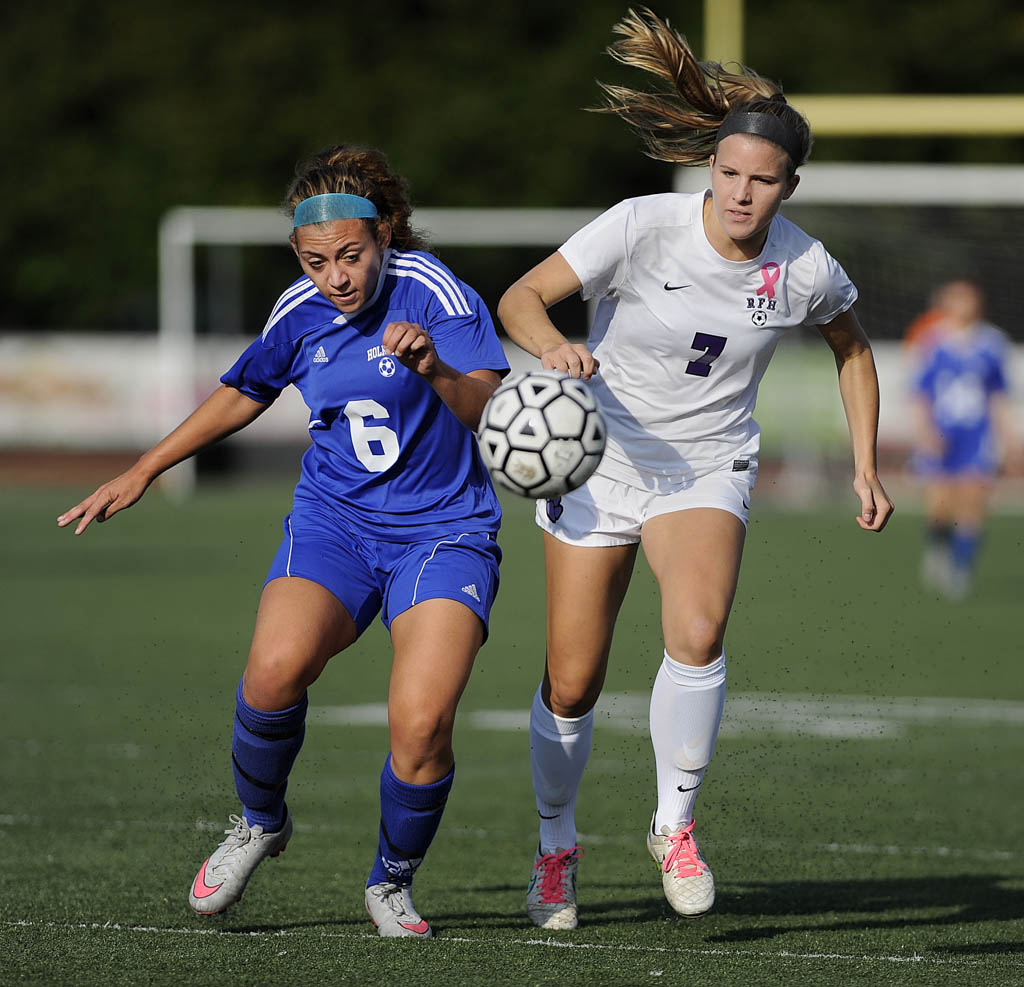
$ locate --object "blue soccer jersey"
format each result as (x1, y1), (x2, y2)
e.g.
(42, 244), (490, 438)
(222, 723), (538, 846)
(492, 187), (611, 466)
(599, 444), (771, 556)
(914, 325), (1009, 475)
(221, 248), (509, 540)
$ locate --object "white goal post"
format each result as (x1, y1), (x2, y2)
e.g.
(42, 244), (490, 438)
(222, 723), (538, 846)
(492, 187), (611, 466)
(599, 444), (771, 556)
(158, 163), (1024, 495)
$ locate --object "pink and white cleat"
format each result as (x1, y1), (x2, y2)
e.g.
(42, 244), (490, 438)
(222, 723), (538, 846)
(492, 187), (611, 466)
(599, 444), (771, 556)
(188, 813), (292, 915)
(365, 883), (433, 938)
(647, 814), (715, 917)
(526, 845), (584, 929)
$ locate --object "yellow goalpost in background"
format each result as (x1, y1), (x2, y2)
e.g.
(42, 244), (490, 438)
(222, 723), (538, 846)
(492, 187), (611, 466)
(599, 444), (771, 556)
(704, 0), (1024, 135)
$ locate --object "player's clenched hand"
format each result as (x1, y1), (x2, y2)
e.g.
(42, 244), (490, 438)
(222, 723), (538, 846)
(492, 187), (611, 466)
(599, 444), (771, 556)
(57, 468), (153, 535)
(383, 321), (437, 377)
(853, 473), (894, 533)
(540, 343), (600, 380)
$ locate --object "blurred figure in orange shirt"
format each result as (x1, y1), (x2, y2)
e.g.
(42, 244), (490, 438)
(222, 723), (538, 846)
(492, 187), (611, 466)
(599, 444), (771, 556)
(903, 282), (957, 353)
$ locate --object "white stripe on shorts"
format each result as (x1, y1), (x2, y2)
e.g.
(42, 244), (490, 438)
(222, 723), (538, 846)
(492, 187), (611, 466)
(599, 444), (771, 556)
(411, 532), (471, 605)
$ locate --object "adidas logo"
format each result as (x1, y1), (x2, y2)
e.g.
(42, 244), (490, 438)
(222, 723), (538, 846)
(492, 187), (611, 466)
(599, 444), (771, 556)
(312, 345), (329, 364)
(461, 583), (480, 602)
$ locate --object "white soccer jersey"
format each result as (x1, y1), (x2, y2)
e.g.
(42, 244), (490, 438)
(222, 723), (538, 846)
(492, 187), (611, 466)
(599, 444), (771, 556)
(559, 190), (857, 481)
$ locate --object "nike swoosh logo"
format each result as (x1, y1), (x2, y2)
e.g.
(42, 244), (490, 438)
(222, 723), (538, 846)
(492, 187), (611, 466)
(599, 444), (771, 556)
(538, 812), (560, 819)
(400, 920), (430, 934)
(191, 858), (222, 898)
(664, 282), (691, 291)
(677, 784), (700, 793)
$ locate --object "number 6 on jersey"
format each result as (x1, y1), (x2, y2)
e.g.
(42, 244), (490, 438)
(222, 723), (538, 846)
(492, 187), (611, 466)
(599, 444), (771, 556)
(344, 399), (400, 472)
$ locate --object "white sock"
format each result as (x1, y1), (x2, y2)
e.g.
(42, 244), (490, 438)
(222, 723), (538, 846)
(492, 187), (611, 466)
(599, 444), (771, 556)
(529, 685), (593, 853)
(649, 650), (726, 833)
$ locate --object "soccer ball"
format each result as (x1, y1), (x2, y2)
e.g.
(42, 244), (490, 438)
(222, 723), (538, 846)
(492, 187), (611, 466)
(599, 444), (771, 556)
(477, 370), (607, 498)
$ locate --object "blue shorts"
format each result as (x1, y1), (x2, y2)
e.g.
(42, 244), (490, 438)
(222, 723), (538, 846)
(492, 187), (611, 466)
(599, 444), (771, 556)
(264, 504), (501, 638)
(912, 428), (998, 479)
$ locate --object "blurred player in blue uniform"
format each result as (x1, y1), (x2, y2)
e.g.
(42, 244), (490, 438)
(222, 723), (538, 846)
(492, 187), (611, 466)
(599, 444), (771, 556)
(58, 145), (508, 937)
(912, 279), (1018, 598)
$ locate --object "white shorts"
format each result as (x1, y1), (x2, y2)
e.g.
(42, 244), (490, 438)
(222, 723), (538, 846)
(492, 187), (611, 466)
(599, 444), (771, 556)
(535, 462), (758, 547)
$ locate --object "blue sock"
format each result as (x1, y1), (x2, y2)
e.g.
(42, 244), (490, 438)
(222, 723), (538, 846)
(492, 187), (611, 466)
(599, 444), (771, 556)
(951, 528), (981, 572)
(232, 679), (307, 832)
(367, 754), (455, 888)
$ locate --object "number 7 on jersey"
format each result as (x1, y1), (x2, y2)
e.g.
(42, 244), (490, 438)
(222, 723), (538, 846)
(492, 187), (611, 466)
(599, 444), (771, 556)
(685, 332), (728, 378)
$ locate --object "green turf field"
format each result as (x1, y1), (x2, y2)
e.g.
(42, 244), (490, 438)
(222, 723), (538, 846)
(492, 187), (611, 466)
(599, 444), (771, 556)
(2, 483), (1022, 986)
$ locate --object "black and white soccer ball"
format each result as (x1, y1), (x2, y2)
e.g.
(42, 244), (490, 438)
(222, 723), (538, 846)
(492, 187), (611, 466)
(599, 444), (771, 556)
(477, 370), (607, 498)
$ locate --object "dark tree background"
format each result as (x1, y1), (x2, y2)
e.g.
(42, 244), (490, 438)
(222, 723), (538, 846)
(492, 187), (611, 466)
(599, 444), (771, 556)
(1, 0), (1022, 333)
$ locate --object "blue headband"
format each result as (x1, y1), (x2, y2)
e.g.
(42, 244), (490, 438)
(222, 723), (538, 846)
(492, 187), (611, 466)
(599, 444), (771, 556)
(292, 193), (378, 228)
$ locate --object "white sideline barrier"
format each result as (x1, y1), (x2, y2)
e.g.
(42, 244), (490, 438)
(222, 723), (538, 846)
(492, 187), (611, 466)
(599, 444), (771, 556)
(1, 334), (1021, 453)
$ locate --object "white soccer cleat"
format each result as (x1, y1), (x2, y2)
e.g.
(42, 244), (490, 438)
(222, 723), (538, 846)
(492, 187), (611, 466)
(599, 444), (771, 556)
(188, 813), (292, 915)
(365, 882), (433, 938)
(526, 845), (584, 930)
(944, 566), (971, 601)
(920, 546), (953, 593)
(646, 814), (715, 917)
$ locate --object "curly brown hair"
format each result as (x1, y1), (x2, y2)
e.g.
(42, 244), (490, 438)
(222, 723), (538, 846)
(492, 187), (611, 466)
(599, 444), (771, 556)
(283, 145), (428, 250)
(593, 7), (812, 173)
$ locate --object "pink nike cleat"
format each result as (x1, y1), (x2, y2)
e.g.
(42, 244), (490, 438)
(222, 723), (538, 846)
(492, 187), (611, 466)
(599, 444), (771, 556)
(365, 882), (433, 938)
(188, 813), (292, 916)
(647, 814), (715, 917)
(526, 845), (584, 929)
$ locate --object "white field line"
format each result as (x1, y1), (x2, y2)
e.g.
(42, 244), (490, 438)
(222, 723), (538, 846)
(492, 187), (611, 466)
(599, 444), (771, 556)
(310, 693), (1024, 740)
(5, 920), (1018, 969)
(0, 814), (1015, 862)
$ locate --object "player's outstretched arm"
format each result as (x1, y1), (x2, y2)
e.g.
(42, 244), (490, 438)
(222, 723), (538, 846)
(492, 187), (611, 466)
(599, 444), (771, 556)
(57, 385), (269, 535)
(816, 308), (895, 533)
(498, 253), (599, 380)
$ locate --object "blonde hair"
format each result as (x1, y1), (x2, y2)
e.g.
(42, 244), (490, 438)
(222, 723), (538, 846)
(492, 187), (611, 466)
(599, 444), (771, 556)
(593, 7), (811, 171)
(284, 145), (428, 250)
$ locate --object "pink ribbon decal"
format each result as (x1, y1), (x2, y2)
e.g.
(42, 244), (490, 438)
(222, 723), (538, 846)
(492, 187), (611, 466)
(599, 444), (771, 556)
(756, 262), (780, 299)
